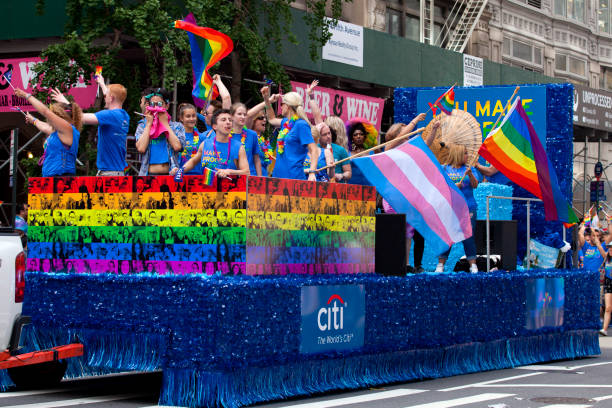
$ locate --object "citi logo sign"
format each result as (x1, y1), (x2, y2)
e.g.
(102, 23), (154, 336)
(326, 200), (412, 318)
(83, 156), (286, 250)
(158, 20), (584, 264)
(317, 294), (345, 331)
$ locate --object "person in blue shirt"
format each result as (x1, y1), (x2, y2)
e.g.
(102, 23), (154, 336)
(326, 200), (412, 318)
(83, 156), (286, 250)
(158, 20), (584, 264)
(14, 87), (82, 177)
(53, 75), (129, 176)
(14, 203), (28, 237)
(601, 245), (612, 336)
(261, 87), (318, 180)
(135, 87), (185, 176)
(578, 224), (606, 273)
(435, 143), (483, 273)
(196, 74), (231, 132)
(230, 102), (263, 176)
(177, 103), (205, 175)
(179, 109), (249, 178)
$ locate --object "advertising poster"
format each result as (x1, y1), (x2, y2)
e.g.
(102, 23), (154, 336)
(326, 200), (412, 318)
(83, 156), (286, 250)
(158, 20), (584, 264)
(525, 277), (565, 330)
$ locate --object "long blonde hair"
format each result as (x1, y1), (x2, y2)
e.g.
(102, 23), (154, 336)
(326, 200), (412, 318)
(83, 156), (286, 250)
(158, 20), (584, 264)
(325, 116), (347, 150)
(443, 143), (467, 168)
(282, 92), (310, 125)
(50, 102), (83, 131)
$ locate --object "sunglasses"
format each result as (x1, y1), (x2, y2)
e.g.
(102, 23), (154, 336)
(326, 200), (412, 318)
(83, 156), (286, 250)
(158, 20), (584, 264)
(256, 116), (266, 121)
(146, 101), (164, 107)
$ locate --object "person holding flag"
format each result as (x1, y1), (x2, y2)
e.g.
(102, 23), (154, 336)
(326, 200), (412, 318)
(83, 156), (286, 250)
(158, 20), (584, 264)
(198, 75), (231, 132)
(178, 109), (249, 180)
(52, 72), (129, 176)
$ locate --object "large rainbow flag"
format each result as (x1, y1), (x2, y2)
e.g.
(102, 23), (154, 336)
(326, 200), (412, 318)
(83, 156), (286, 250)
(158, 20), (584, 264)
(479, 97), (578, 224)
(174, 19), (233, 103)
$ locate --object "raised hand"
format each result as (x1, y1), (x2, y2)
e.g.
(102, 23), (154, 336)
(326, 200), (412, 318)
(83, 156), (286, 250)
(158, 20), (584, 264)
(306, 79), (319, 96)
(50, 87), (70, 105)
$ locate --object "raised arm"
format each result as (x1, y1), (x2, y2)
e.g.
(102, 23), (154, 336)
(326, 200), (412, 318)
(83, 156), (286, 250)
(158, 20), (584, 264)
(246, 94), (279, 127)
(25, 112), (53, 135)
(261, 86), (282, 127)
(15, 88), (74, 146)
(96, 73), (108, 97)
(51, 87), (99, 126)
(305, 80), (323, 125)
(213, 75), (231, 109)
(475, 163), (499, 177)
(577, 224), (586, 251)
(387, 113), (427, 150)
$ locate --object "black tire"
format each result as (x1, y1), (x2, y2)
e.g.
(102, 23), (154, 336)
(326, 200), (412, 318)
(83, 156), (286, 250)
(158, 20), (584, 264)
(8, 360), (67, 389)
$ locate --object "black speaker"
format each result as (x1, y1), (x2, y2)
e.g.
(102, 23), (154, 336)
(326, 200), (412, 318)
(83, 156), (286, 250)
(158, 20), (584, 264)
(375, 213), (407, 276)
(474, 220), (518, 270)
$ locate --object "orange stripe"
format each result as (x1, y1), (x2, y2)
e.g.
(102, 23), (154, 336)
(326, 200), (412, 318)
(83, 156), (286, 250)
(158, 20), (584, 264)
(481, 140), (542, 197)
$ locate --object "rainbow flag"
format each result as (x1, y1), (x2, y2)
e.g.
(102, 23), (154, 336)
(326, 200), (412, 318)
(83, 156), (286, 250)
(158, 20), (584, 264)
(174, 19), (233, 104)
(429, 86), (455, 115)
(203, 166), (215, 186)
(95, 66), (103, 77)
(479, 97), (578, 224)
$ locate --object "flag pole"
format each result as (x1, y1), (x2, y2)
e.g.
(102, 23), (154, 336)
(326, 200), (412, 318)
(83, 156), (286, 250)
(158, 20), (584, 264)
(2, 73), (16, 91)
(310, 126), (426, 173)
(456, 85), (520, 185)
(425, 83), (456, 115)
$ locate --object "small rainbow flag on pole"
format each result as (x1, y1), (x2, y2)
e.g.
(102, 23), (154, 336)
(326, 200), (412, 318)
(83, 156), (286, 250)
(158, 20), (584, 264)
(173, 18), (233, 104)
(95, 66), (103, 77)
(203, 167), (216, 186)
(428, 85), (455, 115)
(479, 97), (578, 224)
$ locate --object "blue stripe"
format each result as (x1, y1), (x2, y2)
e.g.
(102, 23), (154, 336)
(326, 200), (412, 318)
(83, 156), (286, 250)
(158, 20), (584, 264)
(353, 152), (450, 256)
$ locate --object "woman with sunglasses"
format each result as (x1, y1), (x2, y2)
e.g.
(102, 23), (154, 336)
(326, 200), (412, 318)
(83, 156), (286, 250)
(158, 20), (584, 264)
(261, 86), (318, 181)
(14, 88), (82, 177)
(135, 87), (185, 176)
(247, 94), (280, 176)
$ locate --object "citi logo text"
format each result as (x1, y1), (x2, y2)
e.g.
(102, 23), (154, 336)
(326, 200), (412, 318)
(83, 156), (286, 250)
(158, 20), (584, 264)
(317, 294), (345, 331)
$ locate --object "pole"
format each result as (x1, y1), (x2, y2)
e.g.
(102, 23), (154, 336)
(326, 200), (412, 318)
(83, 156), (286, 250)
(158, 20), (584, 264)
(486, 196), (490, 273)
(562, 225), (566, 269)
(584, 134), (588, 215)
(10, 129), (18, 228)
(312, 127), (425, 172)
(526, 200), (531, 270)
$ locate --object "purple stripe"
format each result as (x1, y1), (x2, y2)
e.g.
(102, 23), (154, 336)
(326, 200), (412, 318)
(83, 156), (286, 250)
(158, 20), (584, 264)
(372, 152), (455, 246)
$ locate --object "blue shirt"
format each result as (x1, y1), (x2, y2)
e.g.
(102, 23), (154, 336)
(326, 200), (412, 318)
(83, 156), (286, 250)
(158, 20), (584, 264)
(272, 118), (314, 180)
(42, 126), (80, 177)
(443, 164), (483, 212)
(150, 137), (169, 164)
(304, 147), (329, 182)
(581, 242), (606, 272)
(135, 119), (185, 176)
(232, 128), (261, 176)
(200, 132), (242, 170)
(94, 109), (129, 171)
(180, 131), (204, 175)
(605, 257), (612, 279)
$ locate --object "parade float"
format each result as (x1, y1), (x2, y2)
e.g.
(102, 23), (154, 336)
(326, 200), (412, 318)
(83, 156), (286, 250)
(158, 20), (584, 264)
(0, 83), (598, 408)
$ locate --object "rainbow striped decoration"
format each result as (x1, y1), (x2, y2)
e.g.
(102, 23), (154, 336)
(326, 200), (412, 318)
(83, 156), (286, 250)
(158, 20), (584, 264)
(27, 176), (375, 276)
(479, 98), (578, 224)
(173, 20), (233, 103)
(246, 177), (376, 275)
(433, 86), (455, 115)
(203, 167), (215, 186)
(94, 66), (103, 77)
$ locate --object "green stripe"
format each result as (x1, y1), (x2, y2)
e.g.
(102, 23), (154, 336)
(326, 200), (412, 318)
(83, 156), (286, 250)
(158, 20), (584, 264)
(500, 120), (535, 160)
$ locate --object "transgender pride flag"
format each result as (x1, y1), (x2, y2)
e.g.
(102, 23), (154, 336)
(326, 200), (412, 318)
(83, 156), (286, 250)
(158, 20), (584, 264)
(353, 136), (472, 256)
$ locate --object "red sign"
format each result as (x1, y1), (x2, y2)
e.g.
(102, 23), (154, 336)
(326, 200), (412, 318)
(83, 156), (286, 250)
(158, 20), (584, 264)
(291, 81), (385, 130)
(0, 57), (97, 113)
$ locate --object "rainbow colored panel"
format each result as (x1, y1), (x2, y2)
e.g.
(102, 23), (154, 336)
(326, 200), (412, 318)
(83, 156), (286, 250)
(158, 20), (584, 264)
(245, 177), (376, 275)
(27, 176), (375, 276)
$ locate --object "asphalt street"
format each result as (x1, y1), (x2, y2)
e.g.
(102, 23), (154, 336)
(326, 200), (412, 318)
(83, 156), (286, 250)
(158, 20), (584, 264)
(2, 337), (612, 407)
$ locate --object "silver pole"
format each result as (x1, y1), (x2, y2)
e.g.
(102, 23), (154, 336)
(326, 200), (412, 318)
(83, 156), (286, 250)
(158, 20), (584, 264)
(562, 226), (566, 269)
(486, 196), (490, 272)
(584, 134), (588, 215)
(526, 200), (531, 270)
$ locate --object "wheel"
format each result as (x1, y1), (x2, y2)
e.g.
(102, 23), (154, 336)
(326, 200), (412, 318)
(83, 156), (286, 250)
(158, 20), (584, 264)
(8, 359), (67, 389)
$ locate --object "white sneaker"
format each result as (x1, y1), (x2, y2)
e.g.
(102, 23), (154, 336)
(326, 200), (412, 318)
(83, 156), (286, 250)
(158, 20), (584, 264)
(600, 329), (608, 336)
(470, 264), (478, 274)
(435, 263), (444, 273)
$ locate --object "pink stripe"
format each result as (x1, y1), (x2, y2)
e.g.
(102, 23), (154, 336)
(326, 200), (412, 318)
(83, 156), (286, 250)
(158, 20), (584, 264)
(398, 143), (453, 203)
(372, 153), (454, 246)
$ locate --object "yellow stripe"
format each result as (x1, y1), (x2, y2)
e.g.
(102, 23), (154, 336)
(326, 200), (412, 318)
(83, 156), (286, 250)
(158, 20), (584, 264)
(492, 130), (537, 173)
(248, 211), (374, 233)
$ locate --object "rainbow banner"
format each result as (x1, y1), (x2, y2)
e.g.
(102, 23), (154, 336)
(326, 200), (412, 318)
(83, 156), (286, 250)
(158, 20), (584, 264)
(479, 97), (578, 224)
(173, 19), (233, 103)
(95, 66), (103, 77)
(27, 176), (375, 276)
(429, 85), (455, 115)
(246, 177), (375, 274)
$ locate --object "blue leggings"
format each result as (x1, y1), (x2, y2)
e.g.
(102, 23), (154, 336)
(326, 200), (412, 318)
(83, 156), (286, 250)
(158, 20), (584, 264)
(440, 212), (477, 261)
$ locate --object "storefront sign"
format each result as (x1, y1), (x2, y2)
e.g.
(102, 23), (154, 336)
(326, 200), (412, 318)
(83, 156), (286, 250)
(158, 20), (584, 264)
(322, 19), (363, 67)
(291, 81), (385, 130)
(463, 54), (483, 87)
(0, 57), (97, 113)
(573, 84), (612, 132)
(300, 284), (365, 354)
(416, 85), (547, 145)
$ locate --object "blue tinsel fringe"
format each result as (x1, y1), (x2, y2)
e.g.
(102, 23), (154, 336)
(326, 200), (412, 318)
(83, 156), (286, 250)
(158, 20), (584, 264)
(160, 330), (598, 408)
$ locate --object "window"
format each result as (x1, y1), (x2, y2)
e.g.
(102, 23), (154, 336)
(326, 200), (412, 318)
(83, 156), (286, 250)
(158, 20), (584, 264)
(601, 66), (612, 90)
(385, 0), (444, 43)
(554, 0), (585, 22)
(556, 53), (587, 77)
(600, 0), (611, 33)
(502, 37), (543, 67)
